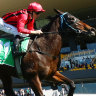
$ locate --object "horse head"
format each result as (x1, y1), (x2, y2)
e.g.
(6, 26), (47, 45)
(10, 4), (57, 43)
(45, 9), (96, 36)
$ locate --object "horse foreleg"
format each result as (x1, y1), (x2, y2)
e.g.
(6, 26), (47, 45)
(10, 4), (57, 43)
(52, 71), (75, 96)
(1, 75), (16, 96)
(27, 74), (43, 96)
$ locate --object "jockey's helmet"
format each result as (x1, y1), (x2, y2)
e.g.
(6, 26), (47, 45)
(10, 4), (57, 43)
(28, 2), (45, 12)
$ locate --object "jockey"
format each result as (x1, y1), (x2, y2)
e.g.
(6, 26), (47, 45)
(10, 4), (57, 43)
(0, 2), (45, 55)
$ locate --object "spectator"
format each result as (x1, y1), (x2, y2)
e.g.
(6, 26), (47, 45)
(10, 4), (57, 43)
(14, 91), (18, 96)
(85, 62), (88, 69)
(52, 89), (60, 96)
(1, 90), (5, 96)
(26, 88), (30, 96)
(90, 63), (94, 69)
(60, 84), (68, 96)
(30, 89), (35, 96)
(66, 65), (69, 70)
(21, 89), (25, 96)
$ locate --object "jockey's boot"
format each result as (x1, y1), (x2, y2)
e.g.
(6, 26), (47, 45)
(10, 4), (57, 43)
(13, 35), (25, 56)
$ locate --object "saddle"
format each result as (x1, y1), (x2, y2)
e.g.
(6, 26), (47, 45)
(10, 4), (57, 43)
(0, 36), (30, 77)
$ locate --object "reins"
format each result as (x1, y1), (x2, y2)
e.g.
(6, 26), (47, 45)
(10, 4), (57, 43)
(42, 31), (59, 34)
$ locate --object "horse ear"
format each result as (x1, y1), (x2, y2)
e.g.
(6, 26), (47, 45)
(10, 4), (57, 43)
(54, 9), (64, 15)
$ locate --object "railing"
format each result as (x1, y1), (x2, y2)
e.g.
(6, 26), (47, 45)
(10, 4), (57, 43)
(59, 64), (96, 72)
(61, 49), (96, 61)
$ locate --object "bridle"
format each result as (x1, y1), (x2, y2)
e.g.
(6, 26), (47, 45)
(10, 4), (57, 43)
(41, 12), (80, 34)
(60, 12), (80, 33)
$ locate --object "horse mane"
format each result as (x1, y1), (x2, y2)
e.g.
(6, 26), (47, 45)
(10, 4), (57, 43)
(41, 15), (59, 32)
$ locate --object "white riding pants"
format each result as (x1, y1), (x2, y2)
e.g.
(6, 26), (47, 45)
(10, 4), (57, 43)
(0, 18), (29, 37)
(0, 18), (29, 53)
(0, 41), (10, 59)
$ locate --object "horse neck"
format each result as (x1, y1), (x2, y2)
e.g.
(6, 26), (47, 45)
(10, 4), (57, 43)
(29, 16), (62, 56)
(38, 34), (62, 56)
(29, 34), (62, 57)
(49, 21), (59, 32)
(42, 16), (59, 32)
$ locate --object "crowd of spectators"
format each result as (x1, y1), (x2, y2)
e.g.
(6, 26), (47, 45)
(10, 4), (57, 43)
(0, 85), (68, 96)
(60, 56), (96, 71)
(0, 88), (35, 96)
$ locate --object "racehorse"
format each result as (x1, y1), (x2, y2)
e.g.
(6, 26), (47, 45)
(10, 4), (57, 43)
(0, 9), (95, 96)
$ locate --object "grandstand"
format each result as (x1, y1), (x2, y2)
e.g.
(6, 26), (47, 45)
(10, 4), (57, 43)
(59, 41), (96, 83)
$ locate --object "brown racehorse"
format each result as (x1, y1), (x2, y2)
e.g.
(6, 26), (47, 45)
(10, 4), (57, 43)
(0, 9), (96, 96)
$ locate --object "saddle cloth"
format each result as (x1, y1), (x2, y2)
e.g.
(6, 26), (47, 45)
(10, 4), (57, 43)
(0, 37), (30, 67)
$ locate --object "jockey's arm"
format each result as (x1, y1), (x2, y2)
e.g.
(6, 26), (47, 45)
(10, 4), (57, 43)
(17, 14), (43, 35)
(17, 14), (32, 34)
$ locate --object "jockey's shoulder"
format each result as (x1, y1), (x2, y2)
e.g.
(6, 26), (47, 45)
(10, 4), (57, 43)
(20, 9), (28, 14)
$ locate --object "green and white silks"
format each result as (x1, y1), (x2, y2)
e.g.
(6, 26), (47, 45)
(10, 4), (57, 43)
(0, 37), (29, 67)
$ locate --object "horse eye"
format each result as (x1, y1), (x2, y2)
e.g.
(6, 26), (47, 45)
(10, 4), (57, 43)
(68, 16), (75, 21)
(70, 17), (75, 20)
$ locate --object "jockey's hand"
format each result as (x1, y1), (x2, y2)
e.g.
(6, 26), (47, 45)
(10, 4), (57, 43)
(36, 30), (43, 34)
(31, 30), (43, 35)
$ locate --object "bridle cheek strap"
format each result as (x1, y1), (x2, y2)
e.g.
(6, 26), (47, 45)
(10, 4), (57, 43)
(60, 13), (79, 32)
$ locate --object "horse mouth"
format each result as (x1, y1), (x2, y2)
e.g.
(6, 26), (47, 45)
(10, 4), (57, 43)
(83, 31), (96, 36)
(89, 28), (96, 36)
(77, 29), (96, 36)
(90, 31), (96, 36)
